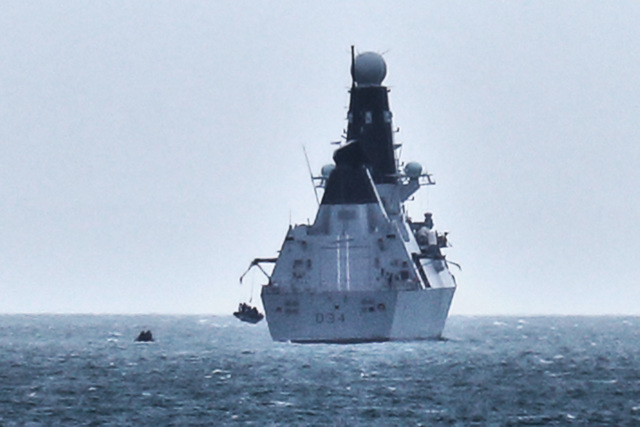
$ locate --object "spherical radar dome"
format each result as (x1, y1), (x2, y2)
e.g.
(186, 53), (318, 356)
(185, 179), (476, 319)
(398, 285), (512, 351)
(321, 164), (335, 179)
(353, 52), (387, 86)
(404, 162), (423, 179)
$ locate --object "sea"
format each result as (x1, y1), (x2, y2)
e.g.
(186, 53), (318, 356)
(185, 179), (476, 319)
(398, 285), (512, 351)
(1, 315), (639, 426)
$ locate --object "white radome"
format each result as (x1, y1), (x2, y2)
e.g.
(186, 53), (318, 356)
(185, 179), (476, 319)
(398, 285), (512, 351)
(321, 164), (335, 179)
(353, 52), (387, 86)
(404, 162), (423, 179)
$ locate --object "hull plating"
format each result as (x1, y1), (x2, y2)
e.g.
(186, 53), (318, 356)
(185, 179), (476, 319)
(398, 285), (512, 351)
(261, 287), (455, 343)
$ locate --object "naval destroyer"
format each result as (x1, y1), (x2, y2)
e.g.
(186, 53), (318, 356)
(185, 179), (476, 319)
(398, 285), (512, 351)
(242, 49), (457, 343)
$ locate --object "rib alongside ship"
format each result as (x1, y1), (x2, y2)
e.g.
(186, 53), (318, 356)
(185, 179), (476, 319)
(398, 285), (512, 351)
(244, 49), (457, 343)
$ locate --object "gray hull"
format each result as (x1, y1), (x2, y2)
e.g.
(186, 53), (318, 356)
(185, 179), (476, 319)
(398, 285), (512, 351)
(261, 287), (455, 343)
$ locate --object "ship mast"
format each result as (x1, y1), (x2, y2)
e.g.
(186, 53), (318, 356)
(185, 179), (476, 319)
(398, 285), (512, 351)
(346, 50), (396, 185)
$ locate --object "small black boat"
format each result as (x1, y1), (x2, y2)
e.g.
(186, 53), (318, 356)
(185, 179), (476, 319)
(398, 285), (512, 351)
(234, 302), (264, 324)
(135, 330), (154, 342)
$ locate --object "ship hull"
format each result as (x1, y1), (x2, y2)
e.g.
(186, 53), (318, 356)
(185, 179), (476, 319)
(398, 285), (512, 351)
(261, 287), (455, 343)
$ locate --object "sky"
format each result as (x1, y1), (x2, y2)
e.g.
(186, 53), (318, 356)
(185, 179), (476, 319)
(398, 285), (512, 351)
(2, 1), (640, 315)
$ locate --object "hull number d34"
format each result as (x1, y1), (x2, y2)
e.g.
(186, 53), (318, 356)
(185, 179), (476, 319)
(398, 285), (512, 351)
(315, 312), (346, 324)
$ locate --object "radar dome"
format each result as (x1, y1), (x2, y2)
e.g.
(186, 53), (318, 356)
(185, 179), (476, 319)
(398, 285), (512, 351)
(321, 164), (335, 179)
(352, 52), (387, 86)
(404, 162), (423, 179)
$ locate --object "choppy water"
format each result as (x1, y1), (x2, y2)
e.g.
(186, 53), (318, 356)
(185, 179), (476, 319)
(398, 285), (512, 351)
(1, 315), (639, 425)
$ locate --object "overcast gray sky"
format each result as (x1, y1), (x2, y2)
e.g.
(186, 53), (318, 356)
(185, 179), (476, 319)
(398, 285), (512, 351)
(2, 1), (639, 315)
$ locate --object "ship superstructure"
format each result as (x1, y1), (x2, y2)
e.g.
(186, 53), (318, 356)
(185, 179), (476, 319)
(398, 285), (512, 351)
(246, 49), (457, 343)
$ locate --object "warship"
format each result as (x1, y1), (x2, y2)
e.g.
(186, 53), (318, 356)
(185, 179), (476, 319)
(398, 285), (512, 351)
(242, 48), (457, 343)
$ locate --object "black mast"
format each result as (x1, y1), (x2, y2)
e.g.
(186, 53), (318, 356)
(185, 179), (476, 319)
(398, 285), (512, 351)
(321, 49), (397, 205)
(346, 51), (396, 184)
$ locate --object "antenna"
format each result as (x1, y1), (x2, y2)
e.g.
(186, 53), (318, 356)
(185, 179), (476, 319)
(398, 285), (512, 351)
(350, 45), (356, 89)
(302, 145), (320, 206)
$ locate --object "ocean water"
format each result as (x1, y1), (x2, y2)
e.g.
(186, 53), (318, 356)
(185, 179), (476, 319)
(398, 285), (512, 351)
(1, 315), (639, 426)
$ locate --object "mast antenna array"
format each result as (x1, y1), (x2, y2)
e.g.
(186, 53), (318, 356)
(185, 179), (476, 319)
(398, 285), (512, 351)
(350, 45), (356, 89)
